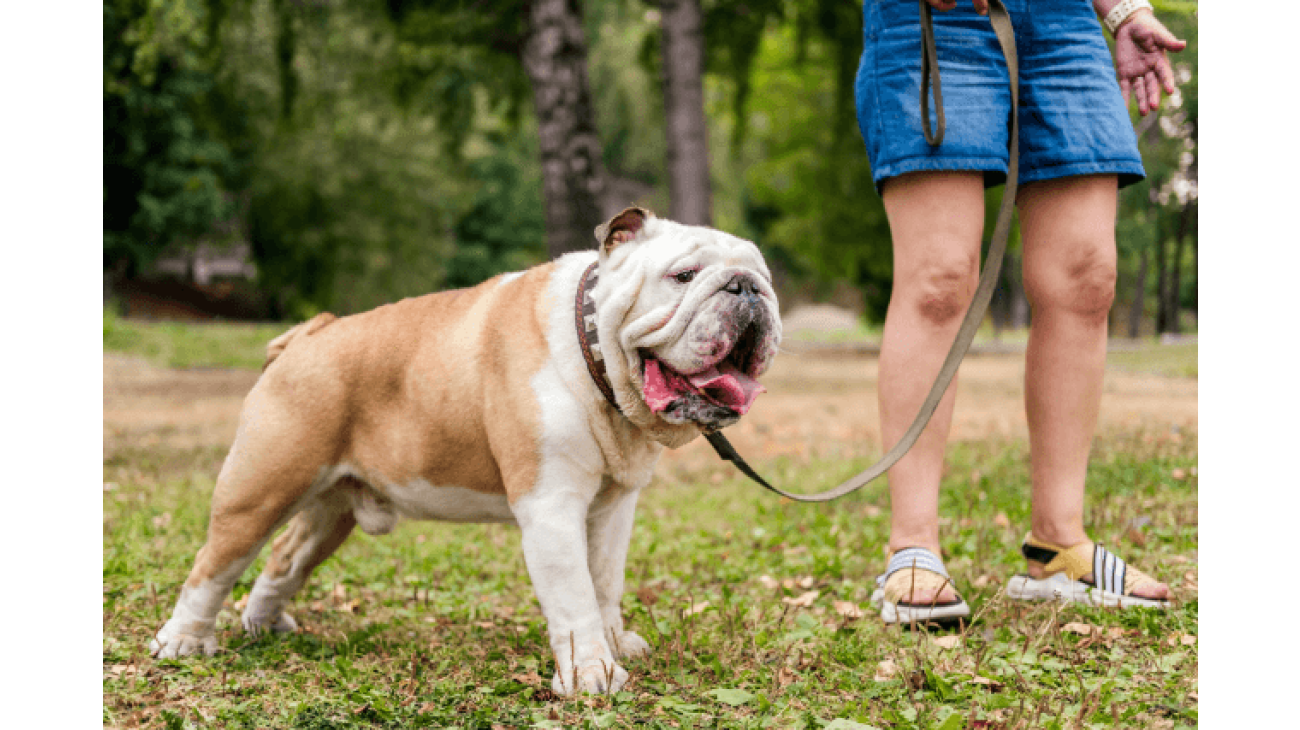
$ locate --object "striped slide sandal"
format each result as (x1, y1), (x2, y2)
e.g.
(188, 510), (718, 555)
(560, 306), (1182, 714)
(871, 547), (971, 625)
(1006, 533), (1170, 609)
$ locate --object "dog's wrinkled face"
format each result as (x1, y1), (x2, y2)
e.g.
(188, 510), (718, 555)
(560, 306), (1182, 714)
(593, 208), (781, 435)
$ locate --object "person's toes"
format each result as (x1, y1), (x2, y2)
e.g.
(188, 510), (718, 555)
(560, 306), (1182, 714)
(1133, 580), (1170, 601)
(905, 585), (958, 605)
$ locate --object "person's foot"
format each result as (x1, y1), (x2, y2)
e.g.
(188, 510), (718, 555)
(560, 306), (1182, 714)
(1025, 550), (1169, 600)
(872, 547), (970, 624)
(1012, 532), (1171, 607)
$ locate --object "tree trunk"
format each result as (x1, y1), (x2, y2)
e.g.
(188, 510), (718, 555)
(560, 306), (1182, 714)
(1128, 247), (1148, 338)
(523, 0), (607, 258)
(1168, 200), (1193, 335)
(1154, 213), (1170, 334)
(659, 0), (712, 225)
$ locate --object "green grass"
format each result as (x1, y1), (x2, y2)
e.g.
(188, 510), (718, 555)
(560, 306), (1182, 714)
(1105, 343), (1198, 378)
(103, 431), (1198, 728)
(103, 309), (290, 370)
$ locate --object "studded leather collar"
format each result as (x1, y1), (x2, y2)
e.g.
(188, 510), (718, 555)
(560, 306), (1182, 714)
(574, 261), (621, 411)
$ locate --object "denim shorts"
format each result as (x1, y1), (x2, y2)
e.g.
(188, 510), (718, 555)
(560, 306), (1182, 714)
(854, 0), (1145, 194)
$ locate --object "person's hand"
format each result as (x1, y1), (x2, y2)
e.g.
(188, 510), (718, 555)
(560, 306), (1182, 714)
(1113, 10), (1187, 116)
(926, 0), (990, 15)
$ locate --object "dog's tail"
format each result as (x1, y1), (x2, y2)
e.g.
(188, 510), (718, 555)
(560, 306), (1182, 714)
(264, 312), (337, 371)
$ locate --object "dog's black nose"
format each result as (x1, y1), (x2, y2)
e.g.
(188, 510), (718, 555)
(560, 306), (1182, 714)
(723, 275), (758, 296)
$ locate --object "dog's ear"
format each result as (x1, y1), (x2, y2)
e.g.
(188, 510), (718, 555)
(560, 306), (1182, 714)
(594, 207), (652, 252)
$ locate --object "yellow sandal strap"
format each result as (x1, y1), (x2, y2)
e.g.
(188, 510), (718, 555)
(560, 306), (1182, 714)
(1022, 533), (1159, 596)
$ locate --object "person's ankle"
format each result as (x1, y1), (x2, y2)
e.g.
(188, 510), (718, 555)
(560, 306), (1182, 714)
(887, 538), (942, 556)
(1028, 522), (1087, 549)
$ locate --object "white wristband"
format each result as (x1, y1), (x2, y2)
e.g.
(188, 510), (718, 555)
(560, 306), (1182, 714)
(1104, 0), (1153, 35)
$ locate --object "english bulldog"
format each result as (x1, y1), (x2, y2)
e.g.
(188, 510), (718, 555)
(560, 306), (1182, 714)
(149, 207), (781, 695)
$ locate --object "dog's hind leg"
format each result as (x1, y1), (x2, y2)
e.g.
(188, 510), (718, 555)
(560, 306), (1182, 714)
(241, 488), (357, 637)
(151, 402), (339, 659)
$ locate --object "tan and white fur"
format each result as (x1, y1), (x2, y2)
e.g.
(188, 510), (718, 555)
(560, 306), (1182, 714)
(150, 208), (781, 695)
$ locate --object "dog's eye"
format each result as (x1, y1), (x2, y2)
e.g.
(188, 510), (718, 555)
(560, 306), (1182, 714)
(673, 269), (697, 284)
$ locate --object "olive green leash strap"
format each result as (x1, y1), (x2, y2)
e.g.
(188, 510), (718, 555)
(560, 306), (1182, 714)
(705, 0), (1019, 502)
(919, 0), (945, 146)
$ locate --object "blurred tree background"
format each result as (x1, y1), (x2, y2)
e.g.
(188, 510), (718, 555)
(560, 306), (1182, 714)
(103, 0), (1197, 332)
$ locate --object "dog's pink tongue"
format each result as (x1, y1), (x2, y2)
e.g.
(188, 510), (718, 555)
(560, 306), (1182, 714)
(687, 362), (764, 414)
(643, 358), (765, 415)
(643, 358), (692, 413)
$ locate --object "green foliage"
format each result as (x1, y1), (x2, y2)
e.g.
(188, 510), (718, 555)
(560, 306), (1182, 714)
(103, 0), (1196, 333)
(727, 22), (894, 317)
(444, 132), (548, 289)
(104, 0), (238, 276)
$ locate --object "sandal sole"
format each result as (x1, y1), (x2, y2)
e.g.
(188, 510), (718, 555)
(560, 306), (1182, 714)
(1006, 573), (1169, 609)
(871, 589), (971, 625)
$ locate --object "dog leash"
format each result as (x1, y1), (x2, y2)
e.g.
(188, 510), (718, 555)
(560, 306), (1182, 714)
(704, 0), (1020, 502)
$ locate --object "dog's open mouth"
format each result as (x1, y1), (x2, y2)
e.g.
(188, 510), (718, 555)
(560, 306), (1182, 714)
(640, 325), (766, 418)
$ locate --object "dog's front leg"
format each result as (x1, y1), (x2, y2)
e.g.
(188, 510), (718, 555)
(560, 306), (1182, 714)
(513, 488), (626, 696)
(586, 481), (651, 660)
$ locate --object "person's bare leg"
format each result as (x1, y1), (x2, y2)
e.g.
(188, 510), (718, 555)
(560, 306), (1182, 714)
(878, 172), (986, 602)
(1018, 175), (1168, 600)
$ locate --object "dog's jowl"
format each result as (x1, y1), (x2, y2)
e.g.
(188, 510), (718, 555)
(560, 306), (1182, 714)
(151, 207), (782, 695)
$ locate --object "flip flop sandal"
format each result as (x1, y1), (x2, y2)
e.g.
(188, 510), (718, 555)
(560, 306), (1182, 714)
(1006, 533), (1170, 609)
(870, 547), (971, 625)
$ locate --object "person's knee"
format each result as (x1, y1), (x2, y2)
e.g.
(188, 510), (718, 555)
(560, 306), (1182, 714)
(902, 254), (979, 326)
(1028, 245), (1117, 321)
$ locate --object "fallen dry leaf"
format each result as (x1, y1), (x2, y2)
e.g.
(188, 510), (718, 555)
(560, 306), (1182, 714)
(777, 666), (798, 687)
(510, 671), (543, 687)
(993, 512), (1011, 529)
(1061, 622), (1095, 636)
(932, 635), (961, 650)
(970, 676), (1003, 690)
(863, 505), (882, 518)
(636, 584), (661, 606)
(685, 600), (710, 616)
(782, 590), (819, 608)
(973, 574), (993, 588)
(1171, 468), (1187, 480)
(797, 576), (814, 589)
(873, 659), (898, 681)
(758, 575), (780, 591)
(1182, 634), (1196, 646)
(151, 512), (172, 529)
(1107, 627), (1128, 639)
(1125, 516), (1152, 547)
(233, 594), (249, 611)
(832, 600), (864, 619)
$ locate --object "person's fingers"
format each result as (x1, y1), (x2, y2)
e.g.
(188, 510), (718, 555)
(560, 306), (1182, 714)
(927, 0), (957, 11)
(1119, 77), (1131, 106)
(1145, 70), (1161, 111)
(1133, 76), (1148, 115)
(972, 0), (989, 15)
(1154, 25), (1188, 52)
(1157, 58), (1178, 95)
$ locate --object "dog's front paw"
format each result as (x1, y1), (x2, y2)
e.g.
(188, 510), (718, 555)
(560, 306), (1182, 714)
(609, 630), (651, 660)
(241, 608), (299, 638)
(149, 618), (218, 659)
(551, 659), (629, 696)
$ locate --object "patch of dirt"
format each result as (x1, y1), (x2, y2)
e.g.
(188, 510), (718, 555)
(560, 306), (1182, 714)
(103, 349), (1197, 470)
